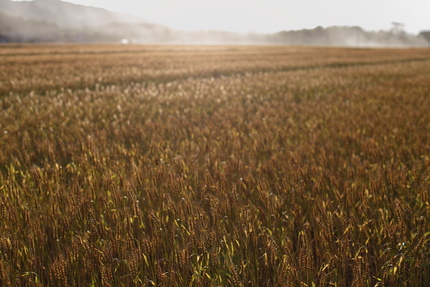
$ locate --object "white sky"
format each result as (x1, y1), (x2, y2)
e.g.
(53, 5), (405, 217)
(22, 0), (430, 34)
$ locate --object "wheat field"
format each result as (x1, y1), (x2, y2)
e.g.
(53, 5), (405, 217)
(1, 44), (430, 286)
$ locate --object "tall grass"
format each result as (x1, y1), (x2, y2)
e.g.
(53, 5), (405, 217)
(1, 44), (430, 286)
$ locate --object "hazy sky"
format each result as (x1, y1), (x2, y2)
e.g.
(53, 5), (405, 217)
(24, 0), (430, 34)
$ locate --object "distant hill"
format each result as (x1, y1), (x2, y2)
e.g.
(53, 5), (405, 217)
(0, 0), (147, 28)
(0, 0), (171, 43)
(0, 0), (429, 46)
(0, 10), (62, 42)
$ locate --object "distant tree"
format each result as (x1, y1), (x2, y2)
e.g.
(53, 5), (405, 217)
(419, 30), (430, 43)
(391, 22), (405, 34)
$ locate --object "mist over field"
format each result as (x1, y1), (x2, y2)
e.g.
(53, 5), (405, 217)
(1, 0), (429, 46)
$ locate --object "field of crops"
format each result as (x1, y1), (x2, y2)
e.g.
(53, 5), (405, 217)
(1, 44), (430, 286)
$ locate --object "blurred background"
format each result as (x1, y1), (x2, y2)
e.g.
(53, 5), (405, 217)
(1, 0), (429, 46)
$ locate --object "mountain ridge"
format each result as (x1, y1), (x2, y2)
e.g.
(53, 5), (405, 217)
(0, 0), (150, 28)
